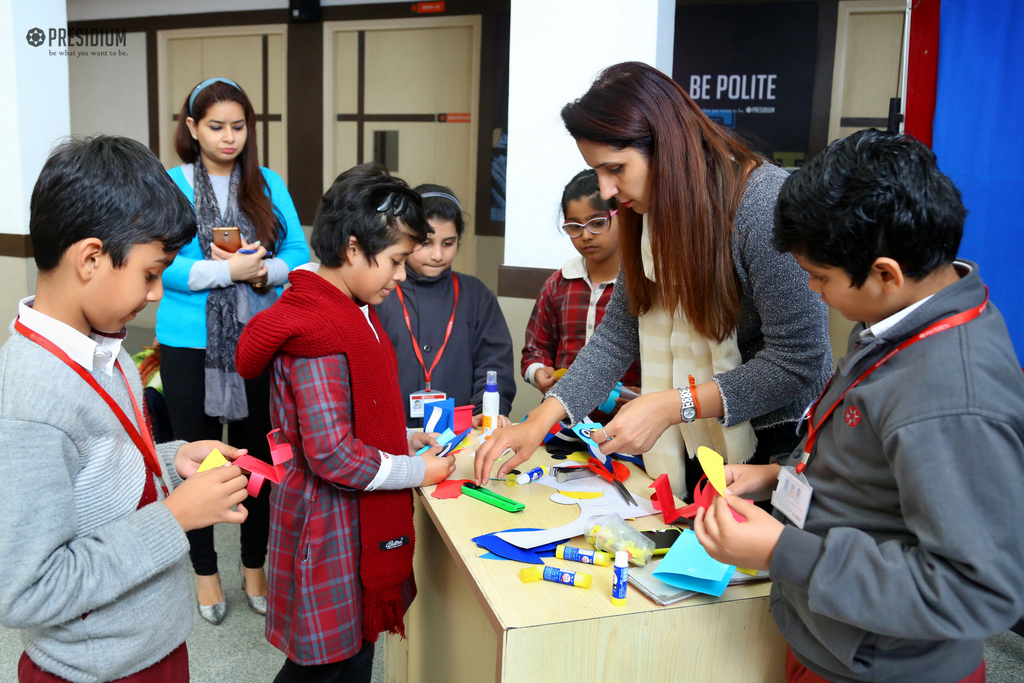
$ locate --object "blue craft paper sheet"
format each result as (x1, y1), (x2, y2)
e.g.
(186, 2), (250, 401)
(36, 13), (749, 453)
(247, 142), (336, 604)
(473, 528), (567, 563)
(423, 398), (455, 432)
(414, 426), (471, 456)
(652, 530), (736, 597)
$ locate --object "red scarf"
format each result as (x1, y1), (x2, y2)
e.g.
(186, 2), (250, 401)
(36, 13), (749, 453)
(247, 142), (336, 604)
(236, 268), (414, 641)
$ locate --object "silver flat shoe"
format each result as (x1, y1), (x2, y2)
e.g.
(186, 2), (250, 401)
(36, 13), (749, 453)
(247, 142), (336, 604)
(197, 599), (227, 625)
(240, 561), (268, 616)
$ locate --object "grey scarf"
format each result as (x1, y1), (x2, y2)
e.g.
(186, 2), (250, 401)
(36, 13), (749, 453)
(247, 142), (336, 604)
(194, 161), (273, 422)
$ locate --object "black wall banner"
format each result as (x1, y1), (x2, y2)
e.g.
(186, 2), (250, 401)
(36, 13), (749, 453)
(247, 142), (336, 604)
(674, 2), (819, 167)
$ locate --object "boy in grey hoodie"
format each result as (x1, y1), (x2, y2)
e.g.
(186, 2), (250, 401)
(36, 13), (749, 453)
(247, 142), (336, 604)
(693, 129), (1024, 683)
(0, 136), (251, 683)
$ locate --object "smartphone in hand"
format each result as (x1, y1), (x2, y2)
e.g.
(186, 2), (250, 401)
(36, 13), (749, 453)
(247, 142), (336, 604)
(214, 227), (242, 253)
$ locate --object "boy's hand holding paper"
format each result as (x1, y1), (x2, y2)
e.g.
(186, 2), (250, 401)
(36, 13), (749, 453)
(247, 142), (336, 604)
(693, 493), (783, 571)
(175, 440), (248, 479)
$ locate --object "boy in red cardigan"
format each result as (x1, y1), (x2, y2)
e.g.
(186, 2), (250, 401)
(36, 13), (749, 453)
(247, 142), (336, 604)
(236, 163), (456, 683)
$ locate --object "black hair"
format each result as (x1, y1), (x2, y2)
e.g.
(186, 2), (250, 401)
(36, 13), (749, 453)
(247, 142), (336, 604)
(413, 184), (467, 240)
(560, 169), (616, 219)
(312, 162), (429, 267)
(774, 129), (966, 286)
(30, 136), (198, 271)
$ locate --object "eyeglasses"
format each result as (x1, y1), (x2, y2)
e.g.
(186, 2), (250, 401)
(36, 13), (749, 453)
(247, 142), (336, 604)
(561, 209), (617, 238)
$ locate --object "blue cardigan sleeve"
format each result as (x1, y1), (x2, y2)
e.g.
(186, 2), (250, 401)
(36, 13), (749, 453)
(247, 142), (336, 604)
(263, 168), (310, 269)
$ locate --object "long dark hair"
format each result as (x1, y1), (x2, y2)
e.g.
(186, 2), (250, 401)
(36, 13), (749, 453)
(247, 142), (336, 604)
(560, 168), (616, 219)
(561, 62), (762, 342)
(174, 80), (282, 250)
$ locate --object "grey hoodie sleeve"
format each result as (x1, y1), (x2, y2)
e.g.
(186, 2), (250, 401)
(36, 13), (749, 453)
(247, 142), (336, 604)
(547, 271), (639, 425)
(156, 440), (187, 489)
(771, 413), (1024, 640)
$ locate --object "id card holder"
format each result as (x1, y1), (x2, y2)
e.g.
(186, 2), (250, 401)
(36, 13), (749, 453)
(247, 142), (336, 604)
(771, 466), (813, 529)
(410, 390), (446, 418)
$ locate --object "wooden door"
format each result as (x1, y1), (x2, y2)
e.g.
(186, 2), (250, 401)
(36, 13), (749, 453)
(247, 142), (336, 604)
(158, 26), (287, 180)
(325, 17), (481, 276)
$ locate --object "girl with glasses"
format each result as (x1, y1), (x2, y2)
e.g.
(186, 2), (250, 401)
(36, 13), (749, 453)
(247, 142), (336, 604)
(521, 170), (640, 411)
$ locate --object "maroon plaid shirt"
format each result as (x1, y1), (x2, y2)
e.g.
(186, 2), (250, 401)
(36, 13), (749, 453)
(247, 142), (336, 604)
(265, 352), (414, 665)
(522, 257), (641, 388)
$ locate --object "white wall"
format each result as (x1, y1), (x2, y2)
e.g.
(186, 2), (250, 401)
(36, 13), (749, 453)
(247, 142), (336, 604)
(69, 31), (148, 143)
(0, 0), (71, 333)
(502, 0), (674, 270)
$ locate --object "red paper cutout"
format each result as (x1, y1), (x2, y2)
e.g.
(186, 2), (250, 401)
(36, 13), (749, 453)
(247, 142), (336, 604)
(432, 478), (473, 499)
(649, 474), (683, 524)
(234, 429), (293, 497)
(678, 475), (746, 523)
(453, 405), (473, 433)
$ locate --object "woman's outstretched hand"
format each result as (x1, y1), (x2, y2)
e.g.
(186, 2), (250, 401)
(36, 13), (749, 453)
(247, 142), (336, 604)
(472, 398), (566, 485)
(593, 389), (680, 455)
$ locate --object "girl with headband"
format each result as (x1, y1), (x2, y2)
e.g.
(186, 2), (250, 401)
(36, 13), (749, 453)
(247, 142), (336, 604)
(157, 77), (309, 624)
(377, 184), (517, 427)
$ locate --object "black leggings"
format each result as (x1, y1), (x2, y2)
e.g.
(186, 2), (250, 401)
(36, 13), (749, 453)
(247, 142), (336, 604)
(273, 642), (374, 683)
(161, 345), (273, 575)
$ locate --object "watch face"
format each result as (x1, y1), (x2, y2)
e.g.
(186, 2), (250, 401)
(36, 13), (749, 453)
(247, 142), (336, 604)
(683, 407), (697, 421)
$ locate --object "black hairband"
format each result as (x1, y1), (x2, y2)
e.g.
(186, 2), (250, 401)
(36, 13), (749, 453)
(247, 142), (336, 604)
(377, 192), (409, 217)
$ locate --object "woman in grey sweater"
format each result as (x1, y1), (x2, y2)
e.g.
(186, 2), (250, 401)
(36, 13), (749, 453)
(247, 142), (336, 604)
(475, 62), (832, 496)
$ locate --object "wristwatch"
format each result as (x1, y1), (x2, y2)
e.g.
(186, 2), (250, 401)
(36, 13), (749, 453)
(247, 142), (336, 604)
(678, 387), (697, 423)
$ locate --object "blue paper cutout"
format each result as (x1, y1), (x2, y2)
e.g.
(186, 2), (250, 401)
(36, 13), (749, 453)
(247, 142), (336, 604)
(415, 426), (472, 457)
(472, 528), (569, 564)
(652, 529), (736, 597)
(423, 398), (455, 433)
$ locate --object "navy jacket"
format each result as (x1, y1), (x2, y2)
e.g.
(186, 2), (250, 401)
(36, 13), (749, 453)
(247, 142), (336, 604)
(377, 268), (516, 427)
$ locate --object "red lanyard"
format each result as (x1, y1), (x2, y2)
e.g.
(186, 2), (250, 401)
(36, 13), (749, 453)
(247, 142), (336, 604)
(14, 319), (165, 491)
(797, 289), (989, 474)
(395, 273), (459, 391)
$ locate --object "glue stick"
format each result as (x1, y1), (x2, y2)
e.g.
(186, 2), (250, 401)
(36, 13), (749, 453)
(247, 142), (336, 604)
(611, 551), (629, 606)
(519, 565), (592, 589)
(482, 370), (499, 436)
(516, 466), (545, 486)
(555, 545), (611, 567)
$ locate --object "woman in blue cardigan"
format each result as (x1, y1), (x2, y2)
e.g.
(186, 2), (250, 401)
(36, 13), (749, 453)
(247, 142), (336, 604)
(157, 78), (309, 625)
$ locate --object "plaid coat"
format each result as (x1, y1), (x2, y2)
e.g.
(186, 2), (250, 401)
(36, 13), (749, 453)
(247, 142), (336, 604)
(522, 256), (641, 387)
(264, 351), (415, 664)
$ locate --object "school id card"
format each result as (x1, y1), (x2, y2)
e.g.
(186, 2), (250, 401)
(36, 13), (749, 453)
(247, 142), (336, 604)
(410, 390), (446, 418)
(772, 466), (813, 529)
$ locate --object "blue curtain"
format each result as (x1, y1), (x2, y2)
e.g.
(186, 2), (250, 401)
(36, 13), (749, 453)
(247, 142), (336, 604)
(932, 0), (1024, 360)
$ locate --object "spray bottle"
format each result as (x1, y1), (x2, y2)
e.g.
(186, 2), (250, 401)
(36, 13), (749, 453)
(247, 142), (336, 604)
(482, 370), (500, 437)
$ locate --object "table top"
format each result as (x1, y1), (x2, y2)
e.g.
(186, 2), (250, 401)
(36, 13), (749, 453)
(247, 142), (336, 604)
(417, 430), (774, 631)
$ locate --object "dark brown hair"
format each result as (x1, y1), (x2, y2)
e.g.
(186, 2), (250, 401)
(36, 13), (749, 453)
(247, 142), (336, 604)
(561, 62), (762, 342)
(173, 80), (282, 250)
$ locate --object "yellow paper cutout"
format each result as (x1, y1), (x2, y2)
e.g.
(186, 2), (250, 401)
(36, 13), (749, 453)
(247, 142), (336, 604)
(697, 446), (727, 495)
(552, 368), (568, 381)
(557, 490), (603, 499)
(197, 448), (228, 473)
(567, 451), (591, 463)
(736, 567), (758, 576)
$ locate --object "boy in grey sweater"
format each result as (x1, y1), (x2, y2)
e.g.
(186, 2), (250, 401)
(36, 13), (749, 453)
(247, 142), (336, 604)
(693, 129), (1024, 683)
(0, 136), (252, 683)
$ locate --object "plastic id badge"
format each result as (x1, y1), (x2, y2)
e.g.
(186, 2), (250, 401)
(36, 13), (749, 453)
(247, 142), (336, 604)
(410, 390), (446, 418)
(772, 466), (813, 529)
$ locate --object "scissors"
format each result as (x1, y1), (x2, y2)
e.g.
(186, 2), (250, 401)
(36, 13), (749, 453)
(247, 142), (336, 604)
(586, 457), (638, 507)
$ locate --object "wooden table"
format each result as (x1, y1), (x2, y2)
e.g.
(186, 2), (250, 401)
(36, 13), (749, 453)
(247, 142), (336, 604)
(385, 435), (787, 683)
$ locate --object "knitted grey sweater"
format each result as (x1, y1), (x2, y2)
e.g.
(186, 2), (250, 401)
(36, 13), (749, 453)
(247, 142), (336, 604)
(550, 163), (832, 429)
(0, 331), (192, 683)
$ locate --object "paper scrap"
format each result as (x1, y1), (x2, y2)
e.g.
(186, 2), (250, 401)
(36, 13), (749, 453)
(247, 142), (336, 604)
(415, 427), (473, 457)
(649, 473), (683, 524)
(197, 448), (228, 473)
(558, 490), (603, 499)
(431, 478), (473, 499)
(652, 529), (736, 597)
(697, 446), (727, 495)
(423, 398), (455, 433)
(233, 429), (294, 497)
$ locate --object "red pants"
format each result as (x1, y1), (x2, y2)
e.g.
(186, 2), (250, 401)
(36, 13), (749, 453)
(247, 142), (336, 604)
(18, 643), (188, 683)
(786, 646), (985, 683)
